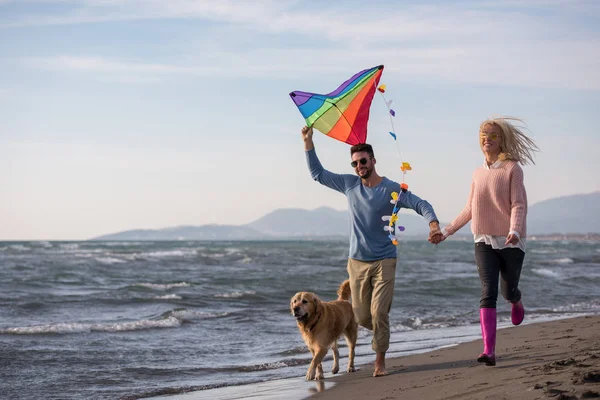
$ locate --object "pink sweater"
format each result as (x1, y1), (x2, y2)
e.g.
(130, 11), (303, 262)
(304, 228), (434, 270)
(445, 160), (528, 238)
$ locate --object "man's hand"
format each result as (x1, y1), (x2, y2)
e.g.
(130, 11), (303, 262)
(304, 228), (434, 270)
(428, 221), (445, 245)
(301, 126), (314, 151)
(301, 126), (313, 141)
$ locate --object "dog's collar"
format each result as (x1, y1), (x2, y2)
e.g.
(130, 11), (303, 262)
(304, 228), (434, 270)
(306, 312), (321, 333)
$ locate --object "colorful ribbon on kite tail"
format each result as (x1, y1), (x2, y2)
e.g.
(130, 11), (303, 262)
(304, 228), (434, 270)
(376, 84), (411, 245)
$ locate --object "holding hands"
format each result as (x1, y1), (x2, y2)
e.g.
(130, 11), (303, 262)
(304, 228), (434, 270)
(428, 221), (445, 245)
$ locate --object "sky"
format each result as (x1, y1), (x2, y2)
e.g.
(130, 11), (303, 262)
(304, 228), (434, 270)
(1, 0), (599, 240)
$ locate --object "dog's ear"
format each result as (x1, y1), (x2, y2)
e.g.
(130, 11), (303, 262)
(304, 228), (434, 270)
(290, 296), (297, 310)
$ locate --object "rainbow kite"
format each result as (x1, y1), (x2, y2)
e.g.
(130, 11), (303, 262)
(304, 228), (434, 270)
(289, 65), (384, 145)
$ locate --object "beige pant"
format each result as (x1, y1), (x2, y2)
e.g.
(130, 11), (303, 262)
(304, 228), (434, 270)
(347, 257), (397, 353)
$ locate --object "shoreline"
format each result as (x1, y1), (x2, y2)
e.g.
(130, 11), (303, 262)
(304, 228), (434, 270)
(145, 315), (600, 400)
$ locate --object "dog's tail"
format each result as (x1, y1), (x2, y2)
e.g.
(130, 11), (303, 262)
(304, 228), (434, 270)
(337, 279), (351, 302)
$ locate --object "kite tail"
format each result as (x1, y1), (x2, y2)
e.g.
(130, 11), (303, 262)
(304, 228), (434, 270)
(377, 90), (406, 183)
(375, 81), (411, 244)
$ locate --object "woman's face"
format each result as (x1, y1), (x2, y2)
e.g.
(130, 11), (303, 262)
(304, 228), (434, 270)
(480, 123), (502, 156)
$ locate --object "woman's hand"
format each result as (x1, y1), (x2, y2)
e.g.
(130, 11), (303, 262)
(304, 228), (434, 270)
(505, 233), (519, 245)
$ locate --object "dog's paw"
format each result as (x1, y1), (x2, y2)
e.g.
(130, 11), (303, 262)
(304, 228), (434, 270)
(331, 364), (339, 375)
(305, 369), (315, 381)
(315, 370), (325, 380)
(347, 366), (356, 373)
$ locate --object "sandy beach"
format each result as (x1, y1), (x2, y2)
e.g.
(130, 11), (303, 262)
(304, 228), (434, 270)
(310, 315), (600, 400)
(147, 315), (599, 400)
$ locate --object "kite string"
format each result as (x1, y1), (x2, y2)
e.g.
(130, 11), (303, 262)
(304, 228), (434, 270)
(374, 85), (412, 244)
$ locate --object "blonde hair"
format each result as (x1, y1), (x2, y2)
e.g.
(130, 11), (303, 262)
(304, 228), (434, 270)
(480, 116), (539, 165)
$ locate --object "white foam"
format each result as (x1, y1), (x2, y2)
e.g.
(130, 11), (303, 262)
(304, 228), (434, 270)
(259, 361), (287, 370)
(154, 294), (182, 300)
(170, 310), (228, 321)
(214, 290), (256, 298)
(0, 316), (182, 335)
(390, 323), (414, 333)
(532, 268), (561, 278)
(9, 244), (29, 251)
(100, 241), (145, 246)
(97, 317), (181, 332)
(141, 250), (197, 258)
(58, 243), (80, 250)
(95, 257), (125, 264)
(552, 301), (600, 313)
(137, 282), (191, 290)
(531, 248), (558, 254)
(549, 258), (574, 264)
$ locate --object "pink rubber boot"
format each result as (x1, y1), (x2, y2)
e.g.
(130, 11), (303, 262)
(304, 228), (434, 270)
(477, 308), (496, 366)
(511, 300), (525, 326)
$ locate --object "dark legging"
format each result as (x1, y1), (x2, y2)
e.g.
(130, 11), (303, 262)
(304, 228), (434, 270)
(474, 242), (525, 308)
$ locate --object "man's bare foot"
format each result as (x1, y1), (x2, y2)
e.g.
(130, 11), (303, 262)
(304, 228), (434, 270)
(373, 352), (389, 377)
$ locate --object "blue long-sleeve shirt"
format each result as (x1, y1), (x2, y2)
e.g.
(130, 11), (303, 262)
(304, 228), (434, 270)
(306, 148), (438, 261)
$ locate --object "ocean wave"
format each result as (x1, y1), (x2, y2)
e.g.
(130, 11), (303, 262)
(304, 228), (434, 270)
(174, 358), (309, 375)
(236, 359), (307, 372)
(135, 282), (191, 290)
(552, 300), (600, 313)
(168, 309), (228, 321)
(0, 316), (182, 335)
(136, 250), (197, 259)
(58, 243), (80, 250)
(98, 241), (146, 247)
(532, 268), (562, 278)
(214, 290), (257, 299)
(154, 294), (182, 300)
(390, 323), (415, 333)
(548, 258), (574, 264)
(531, 248), (559, 254)
(273, 346), (309, 357)
(8, 244), (29, 251)
(96, 257), (126, 264)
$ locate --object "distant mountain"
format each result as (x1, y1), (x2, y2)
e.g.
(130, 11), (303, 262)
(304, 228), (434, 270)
(246, 207), (347, 237)
(90, 192), (600, 240)
(527, 191), (600, 235)
(91, 224), (268, 241)
(246, 206), (434, 237)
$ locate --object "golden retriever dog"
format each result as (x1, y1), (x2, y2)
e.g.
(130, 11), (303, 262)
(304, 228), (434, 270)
(290, 280), (357, 381)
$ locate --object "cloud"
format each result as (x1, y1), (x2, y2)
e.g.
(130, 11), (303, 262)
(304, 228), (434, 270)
(29, 35), (600, 90)
(5, 0), (600, 89)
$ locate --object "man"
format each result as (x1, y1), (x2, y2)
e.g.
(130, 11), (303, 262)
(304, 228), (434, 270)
(301, 126), (444, 377)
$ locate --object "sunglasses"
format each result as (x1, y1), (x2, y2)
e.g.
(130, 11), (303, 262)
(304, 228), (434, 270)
(480, 132), (499, 140)
(351, 158), (370, 168)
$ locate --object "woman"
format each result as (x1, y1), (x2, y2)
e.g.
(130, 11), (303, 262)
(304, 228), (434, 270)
(440, 116), (539, 366)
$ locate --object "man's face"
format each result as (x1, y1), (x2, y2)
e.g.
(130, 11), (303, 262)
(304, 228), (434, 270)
(351, 151), (374, 179)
